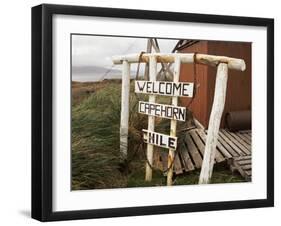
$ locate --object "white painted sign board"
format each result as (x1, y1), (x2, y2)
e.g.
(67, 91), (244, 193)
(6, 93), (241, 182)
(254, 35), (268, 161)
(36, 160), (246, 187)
(135, 81), (194, 97)
(138, 101), (186, 121)
(142, 129), (177, 150)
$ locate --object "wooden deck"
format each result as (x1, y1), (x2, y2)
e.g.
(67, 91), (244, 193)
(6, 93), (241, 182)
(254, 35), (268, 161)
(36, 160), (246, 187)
(155, 129), (251, 180)
(228, 155), (252, 181)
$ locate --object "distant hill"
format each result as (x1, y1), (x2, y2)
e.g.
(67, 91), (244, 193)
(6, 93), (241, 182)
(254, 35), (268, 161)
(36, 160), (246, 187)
(72, 65), (121, 74)
(72, 65), (136, 82)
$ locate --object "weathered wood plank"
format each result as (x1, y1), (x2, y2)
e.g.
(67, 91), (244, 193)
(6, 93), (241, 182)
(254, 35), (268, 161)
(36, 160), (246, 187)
(244, 133), (252, 141)
(244, 170), (252, 176)
(228, 155), (252, 181)
(236, 132), (251, 145)
(234, 155), (252, 161)
(143, 129), (177, 150)
(135, 81), (194, 98)
(185, 133), (202, 168)
(178, 142), (195, 171)
(197, 129), (232, 159)
(241, 165), (251, 170)
(239, 130), (252, 134)
(221, 130), (250, 155)
(218, 135), (239, 157)
(190, 130), (224, 163)
(225, 130), (251, 151)
(219, 131), (245, 156)
(113, 53), (246, 71)
(174, 153), (183, 175)
(238, 159), (251, 165)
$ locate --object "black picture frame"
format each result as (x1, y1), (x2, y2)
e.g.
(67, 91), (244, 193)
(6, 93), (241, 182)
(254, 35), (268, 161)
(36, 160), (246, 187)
(32, 3), (274, 222)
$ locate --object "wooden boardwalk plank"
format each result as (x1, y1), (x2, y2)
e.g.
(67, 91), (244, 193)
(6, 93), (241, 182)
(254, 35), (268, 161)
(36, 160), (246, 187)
(188, 130), (204, 157)
(174, 152), (183, 174)
(184, 133), (202, 168)
(240, 130), (251, 133)
(178, 142), (195, 171)
(244, 170), (251, 176)
(221, 130), (250, 155)
(236, 133), (251, 145)
(228, 155), (252, 181)
(154, 128), (252, 176)
(244, 133), (252, 141)
(236, 132), (252, 145)
(234, 155), (251, 161)
(219, 131), (245, 156)
(217, 133), (240, 157)
(197, 129), (233, 159)
(241, 165), (251, 170)
(225, 130), (251, 151)
(190, 130), (224, 163)
(238, 159), (251, 165)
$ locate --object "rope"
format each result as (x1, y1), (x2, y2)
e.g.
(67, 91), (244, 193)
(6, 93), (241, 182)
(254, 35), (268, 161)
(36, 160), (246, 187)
(131, 52), (146, 113)
(185, 52), (198, 109)
(141, 140), (179, 174)
(135, 51), (146, 80)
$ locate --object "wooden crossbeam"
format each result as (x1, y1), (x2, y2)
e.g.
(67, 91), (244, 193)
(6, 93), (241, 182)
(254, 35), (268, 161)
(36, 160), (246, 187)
(112, 53), (246, 71)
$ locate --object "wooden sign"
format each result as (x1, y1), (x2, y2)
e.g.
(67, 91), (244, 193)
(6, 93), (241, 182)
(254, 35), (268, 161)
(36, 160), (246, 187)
(135, 80), (194, 97)
(138, 101), (186, 121)
(142, 129), (177, 150)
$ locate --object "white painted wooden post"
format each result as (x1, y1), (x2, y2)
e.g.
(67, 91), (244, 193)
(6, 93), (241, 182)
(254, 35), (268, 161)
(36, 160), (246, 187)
(145, 56), (157, 181)
(167, 57), (181, 186)
(199, 63), (228, 184)
(144, 39), (152, 80)
(120, 60), (130, 159)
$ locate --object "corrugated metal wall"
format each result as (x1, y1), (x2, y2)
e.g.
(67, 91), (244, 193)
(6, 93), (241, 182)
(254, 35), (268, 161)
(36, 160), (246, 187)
(179, 41), (251, 128)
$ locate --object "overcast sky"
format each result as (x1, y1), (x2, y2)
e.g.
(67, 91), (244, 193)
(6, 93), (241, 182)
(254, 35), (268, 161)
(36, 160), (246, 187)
(72, 35), (178, 81)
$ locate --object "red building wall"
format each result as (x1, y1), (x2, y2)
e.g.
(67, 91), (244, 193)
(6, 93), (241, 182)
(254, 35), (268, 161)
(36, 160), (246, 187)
(179, 41), (251, 128)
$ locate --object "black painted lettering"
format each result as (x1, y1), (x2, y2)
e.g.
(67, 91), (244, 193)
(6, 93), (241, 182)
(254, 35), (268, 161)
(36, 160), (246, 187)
(139, 102), (144, 113)
(166, 107), (172, 117)
(159, 82), (165, 94)
(173, 83), (181, 96)
(173, 107), (179, 119)
(152, 82), (158, 94)
(182, 84), (190, 96)
(155, 104), (160, 116)
(179, 108), (185, 121)
(160, 135), (165, 146)
(136, 81), (146, 92)
(146, 81), (152, 93)
(149, 103), (155, 114)
(149, 132), (154, 143)
(160, 105), (166, 116)
(155, 133), (159, 144)
(166, 83), (172, 94)
(168, 138), (176, 149)
(144, 103), (149, 113)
